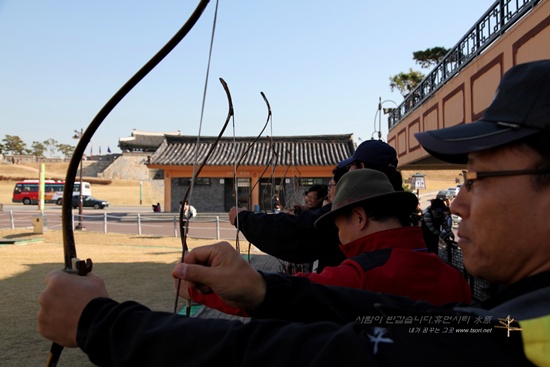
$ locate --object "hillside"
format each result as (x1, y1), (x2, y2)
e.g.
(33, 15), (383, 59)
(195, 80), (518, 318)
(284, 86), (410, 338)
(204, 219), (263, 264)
(0, 162), (164, 206)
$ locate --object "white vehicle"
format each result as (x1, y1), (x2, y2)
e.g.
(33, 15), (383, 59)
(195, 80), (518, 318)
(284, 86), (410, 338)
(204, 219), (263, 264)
(53, 181), (92, 205)
(451, 214), (462, 228)
(447, 187), (460, 198)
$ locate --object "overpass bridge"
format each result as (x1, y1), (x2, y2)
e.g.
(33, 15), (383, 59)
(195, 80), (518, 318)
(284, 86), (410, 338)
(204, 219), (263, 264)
(386, 0), (550, 170)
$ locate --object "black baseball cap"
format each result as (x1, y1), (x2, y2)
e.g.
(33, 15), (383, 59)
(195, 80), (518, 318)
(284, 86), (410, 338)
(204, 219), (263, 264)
(415, 60), (550, 164)
(337, 139), (398, 169)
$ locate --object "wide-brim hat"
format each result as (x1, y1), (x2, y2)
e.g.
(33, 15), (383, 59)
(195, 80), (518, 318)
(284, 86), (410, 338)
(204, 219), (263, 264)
(415, 60), (550, 164)
(315, 169), (418, 228)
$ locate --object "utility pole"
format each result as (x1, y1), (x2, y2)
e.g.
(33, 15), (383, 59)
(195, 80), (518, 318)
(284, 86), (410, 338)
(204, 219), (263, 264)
(73, 128), (85, 230)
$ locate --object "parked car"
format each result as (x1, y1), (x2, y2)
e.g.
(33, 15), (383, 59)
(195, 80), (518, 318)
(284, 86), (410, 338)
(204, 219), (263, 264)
(447, 187), (460, 198)
(451, 214), (462, 227)
(435, 190), (451, 201)
(53, 192), (79, 205)
(72, 195), (110, 209)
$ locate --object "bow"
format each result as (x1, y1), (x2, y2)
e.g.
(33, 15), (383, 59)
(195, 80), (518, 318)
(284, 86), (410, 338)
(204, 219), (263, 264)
(233, 92), (272, 180)
(260, 135), (278, 213)
(245, 92), (275, 213)
(233, 91), (272, 253)
(178, 78), (233, 253)
(174, 77), (234, 315)
(45, 2), (211, 365)
(276, 148), (303, 212)
(246, 134), (277, 262)
(277, 149), (293, 209)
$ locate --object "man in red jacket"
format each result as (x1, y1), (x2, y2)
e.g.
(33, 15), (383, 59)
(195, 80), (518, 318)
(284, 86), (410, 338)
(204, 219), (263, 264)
(228, 139), (401, 273)
(186, 169), (470, 315)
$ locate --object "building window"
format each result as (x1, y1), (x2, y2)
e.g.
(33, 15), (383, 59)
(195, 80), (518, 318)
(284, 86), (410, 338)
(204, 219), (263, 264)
(178, 177), (211, 186)
(195, 178), (211, 186)
(300, 178), (330, 186)
(237, 178), (250, 187)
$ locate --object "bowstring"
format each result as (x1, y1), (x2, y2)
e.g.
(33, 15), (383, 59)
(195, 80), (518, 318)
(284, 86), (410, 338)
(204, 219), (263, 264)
(233, 97), (240, 253)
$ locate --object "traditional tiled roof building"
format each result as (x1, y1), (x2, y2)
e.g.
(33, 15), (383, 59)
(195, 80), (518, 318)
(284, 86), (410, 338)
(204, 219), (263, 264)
(147, 134), (355, 212)
(118, 129), (182, 152)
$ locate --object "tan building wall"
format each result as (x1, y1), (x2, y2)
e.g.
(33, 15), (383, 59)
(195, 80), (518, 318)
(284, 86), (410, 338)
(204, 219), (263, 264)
(160, 165), (334, 212)
(389, 0), (550, 169)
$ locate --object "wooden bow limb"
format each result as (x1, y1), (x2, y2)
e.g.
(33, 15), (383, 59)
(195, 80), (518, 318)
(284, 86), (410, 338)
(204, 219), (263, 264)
(174, 77), (234, 316)
(45, 2), (211, 365)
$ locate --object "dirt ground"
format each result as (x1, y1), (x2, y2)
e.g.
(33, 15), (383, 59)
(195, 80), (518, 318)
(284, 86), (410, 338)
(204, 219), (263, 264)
(0, 229), (237, 367)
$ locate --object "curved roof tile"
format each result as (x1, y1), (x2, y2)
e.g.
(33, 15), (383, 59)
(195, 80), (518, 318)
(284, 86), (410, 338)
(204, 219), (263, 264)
(150, 134), (355, 167)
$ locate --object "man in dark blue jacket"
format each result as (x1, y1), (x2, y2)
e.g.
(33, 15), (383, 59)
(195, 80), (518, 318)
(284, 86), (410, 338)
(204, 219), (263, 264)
(39, 60), (550, 366)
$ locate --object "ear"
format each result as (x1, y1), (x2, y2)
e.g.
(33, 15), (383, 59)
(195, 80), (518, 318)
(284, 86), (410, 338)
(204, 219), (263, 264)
(352, 207), (368, 230)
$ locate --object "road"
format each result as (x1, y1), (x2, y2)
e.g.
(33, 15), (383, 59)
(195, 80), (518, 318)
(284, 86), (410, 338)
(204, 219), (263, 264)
(1, 191), (447, 240)
(0, 204), (245, 241)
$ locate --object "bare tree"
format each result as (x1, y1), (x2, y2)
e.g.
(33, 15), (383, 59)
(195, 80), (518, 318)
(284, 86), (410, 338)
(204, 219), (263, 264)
(43, 138), (59, 157)
(31, 141), (46, 157)
(57, 144), (75, 159)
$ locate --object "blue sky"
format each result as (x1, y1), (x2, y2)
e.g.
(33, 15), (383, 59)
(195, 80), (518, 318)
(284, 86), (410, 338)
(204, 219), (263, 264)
(0, 0), (493, 155)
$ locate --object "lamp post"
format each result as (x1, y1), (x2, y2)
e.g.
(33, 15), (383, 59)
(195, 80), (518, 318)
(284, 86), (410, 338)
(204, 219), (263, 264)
(373, 97), (398, 140)
(73, 129), (85, 230)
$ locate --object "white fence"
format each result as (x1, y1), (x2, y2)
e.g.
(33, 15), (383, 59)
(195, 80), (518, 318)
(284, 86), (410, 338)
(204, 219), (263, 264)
(0, 210), (243, 241)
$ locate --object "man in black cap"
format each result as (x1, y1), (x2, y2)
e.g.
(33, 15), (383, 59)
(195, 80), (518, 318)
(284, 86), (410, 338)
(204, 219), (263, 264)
(228, 139), (403, 273)
(337, 139), (404, 191)
(39, 60), (550, 365)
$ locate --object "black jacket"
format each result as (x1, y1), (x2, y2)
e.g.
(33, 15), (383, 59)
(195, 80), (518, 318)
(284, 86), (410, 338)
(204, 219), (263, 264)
(235, 204), (344, 271)
(77, 271), (550, 366)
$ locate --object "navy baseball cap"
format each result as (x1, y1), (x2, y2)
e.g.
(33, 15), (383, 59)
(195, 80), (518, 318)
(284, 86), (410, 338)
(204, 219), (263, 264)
(415, 60), (550, 164)
(337, 139), (398, 169)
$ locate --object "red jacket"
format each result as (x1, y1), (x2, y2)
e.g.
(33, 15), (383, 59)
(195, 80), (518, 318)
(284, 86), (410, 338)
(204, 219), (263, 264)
(189, 226), (471, 316)
(301, 226), (471, 305)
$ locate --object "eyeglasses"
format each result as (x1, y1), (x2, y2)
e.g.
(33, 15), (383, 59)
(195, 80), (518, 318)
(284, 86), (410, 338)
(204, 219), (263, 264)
(462, 169), (550, 191)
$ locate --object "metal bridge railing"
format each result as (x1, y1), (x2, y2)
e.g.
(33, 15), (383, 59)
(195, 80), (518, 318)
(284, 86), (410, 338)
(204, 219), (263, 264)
(388, 0), (541, 131)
